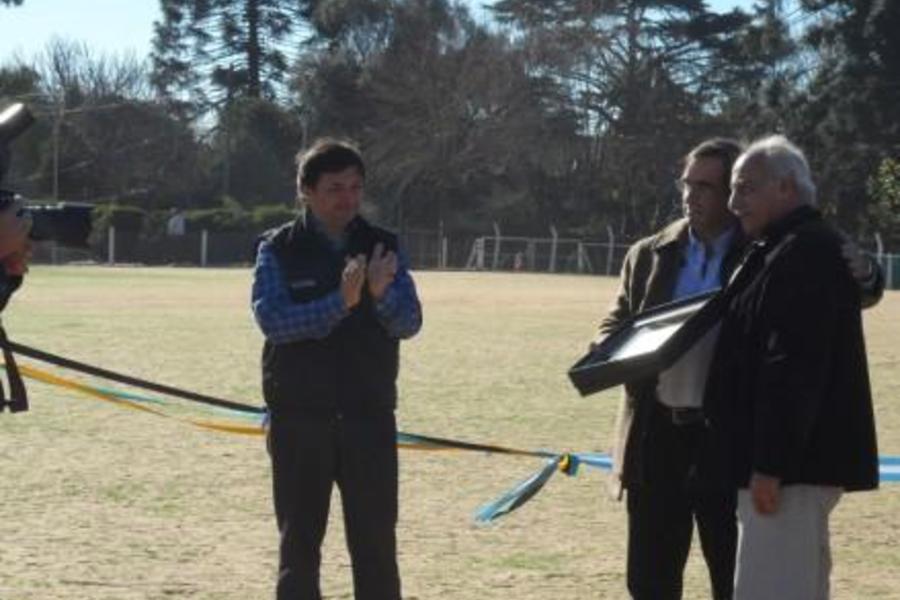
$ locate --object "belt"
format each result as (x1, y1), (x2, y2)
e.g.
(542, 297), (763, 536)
(655, 402), (706, 426)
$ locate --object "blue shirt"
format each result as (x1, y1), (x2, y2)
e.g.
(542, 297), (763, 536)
(251, 229), (422, 345)
(671, 226), (736, 300)
(657, 225), (735, 408)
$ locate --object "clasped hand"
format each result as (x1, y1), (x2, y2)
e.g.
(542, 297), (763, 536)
(0, 199), (32, 276)
(341, 243), (398, 309)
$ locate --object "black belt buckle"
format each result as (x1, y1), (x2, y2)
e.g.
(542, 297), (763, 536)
(669, 406), (704, 426)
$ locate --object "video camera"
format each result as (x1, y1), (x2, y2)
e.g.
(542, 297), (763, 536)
(0, 102), (93, 249)
(0, 102), (96, 413)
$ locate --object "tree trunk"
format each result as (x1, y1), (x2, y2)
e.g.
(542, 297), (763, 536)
(245, 0), (261, 98)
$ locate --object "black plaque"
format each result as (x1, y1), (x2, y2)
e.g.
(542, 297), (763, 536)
(568, 289), (725, 396)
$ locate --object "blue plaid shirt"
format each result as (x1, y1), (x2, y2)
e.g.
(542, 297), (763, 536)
(251, 238), (422, 345)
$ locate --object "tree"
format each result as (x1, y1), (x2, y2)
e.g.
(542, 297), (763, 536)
(293, 0), (584, 233)
(151, 0), (310, 111)
(867, 158), (900, 248)
(209, 97), (303, 206)
(489, 0), (768, 235)
(760, 0), (900, 232)
(8, 39), (208, 208)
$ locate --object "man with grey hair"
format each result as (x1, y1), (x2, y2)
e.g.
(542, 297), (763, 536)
(703, 134), (879, 599)
(596, 136), (882, 600)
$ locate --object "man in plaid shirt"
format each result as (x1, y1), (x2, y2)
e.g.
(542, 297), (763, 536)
(252, 139), (421, 600)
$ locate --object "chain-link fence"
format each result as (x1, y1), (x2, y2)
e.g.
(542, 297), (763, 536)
(456, 235), (631, 275)
(30, 226), (900, 289)
(877, 254), (900, 290)
(31, 229), (259, 266)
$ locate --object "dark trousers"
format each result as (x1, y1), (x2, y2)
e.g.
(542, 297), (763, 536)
(268, 412), (401, 600)
(625, 406), (736, 600)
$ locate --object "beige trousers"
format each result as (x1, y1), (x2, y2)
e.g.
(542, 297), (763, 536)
(734, 485), (842, 600)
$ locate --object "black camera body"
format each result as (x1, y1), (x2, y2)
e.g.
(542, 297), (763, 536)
(0, 103), (93, 249)
(22, 202), (94, 248)
(0, 102), (94, 413)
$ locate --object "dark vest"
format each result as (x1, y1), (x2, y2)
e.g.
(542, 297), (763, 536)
(260, 215), (400, 417)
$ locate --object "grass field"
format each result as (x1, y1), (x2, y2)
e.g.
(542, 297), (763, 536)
(0, 266), (898, 599)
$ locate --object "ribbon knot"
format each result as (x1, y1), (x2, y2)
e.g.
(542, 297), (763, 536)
(557, 453), (580, 476)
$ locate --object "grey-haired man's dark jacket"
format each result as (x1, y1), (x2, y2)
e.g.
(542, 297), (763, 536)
(703, 206), (879, 491)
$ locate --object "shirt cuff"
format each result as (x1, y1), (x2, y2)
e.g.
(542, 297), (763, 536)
(375, 285), (399, 319)
(325, 290), (350, 319)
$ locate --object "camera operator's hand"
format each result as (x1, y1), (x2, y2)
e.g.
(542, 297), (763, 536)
(2, 240), (31, 276)
(0, 198), (31, 261)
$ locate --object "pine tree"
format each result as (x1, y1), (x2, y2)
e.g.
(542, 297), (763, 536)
(151, 0), (310, 111)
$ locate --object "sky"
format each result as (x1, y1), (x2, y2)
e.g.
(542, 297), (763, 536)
(0, 0), (758, 62)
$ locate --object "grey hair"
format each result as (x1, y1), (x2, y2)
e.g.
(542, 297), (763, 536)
(741, 135), (817, 205)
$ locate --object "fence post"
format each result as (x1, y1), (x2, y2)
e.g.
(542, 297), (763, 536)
(465, 237), (484, 270)
(577, 242), (585, 273)
(526, 240), (536, 271)
(441, 236), (448, 269)
(605, 225), (616, 275)
(107, 226), (116, 265)
(549, 225), (558, 273)
(492, 222), (502, 270)
(201, 229), (209, 267)
(889, 254), (895, 290)
(437, 220), (444, 269)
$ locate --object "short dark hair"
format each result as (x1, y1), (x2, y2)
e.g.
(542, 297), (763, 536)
(685, 138), (743, 190)
(296, 138), (365, 190)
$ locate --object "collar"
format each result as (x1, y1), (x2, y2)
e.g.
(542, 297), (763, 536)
(650, 218), (737, 254)
(687, 224), (736, 257)
(651, 218), (690, 251)
(298, 211), (366, 247)
(758, 205), (820, 246)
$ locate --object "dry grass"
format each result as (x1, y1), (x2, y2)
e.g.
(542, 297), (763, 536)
(0, 267), (897, 599)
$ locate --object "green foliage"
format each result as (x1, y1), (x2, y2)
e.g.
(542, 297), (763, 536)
(867, 158), (900, 246)
(210, 98), (302, 207)
(93, 203), (294, 241)
(65, 99), (208, 210)
(0, 64), (39, 96)
(177, 202), (295, 233)
(250, 204), (297, 230)
(757, 1), (900, 230)
(188, 201), (301, 232)
(91, 204), (147, 232)
(183, 208), (251, 233)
